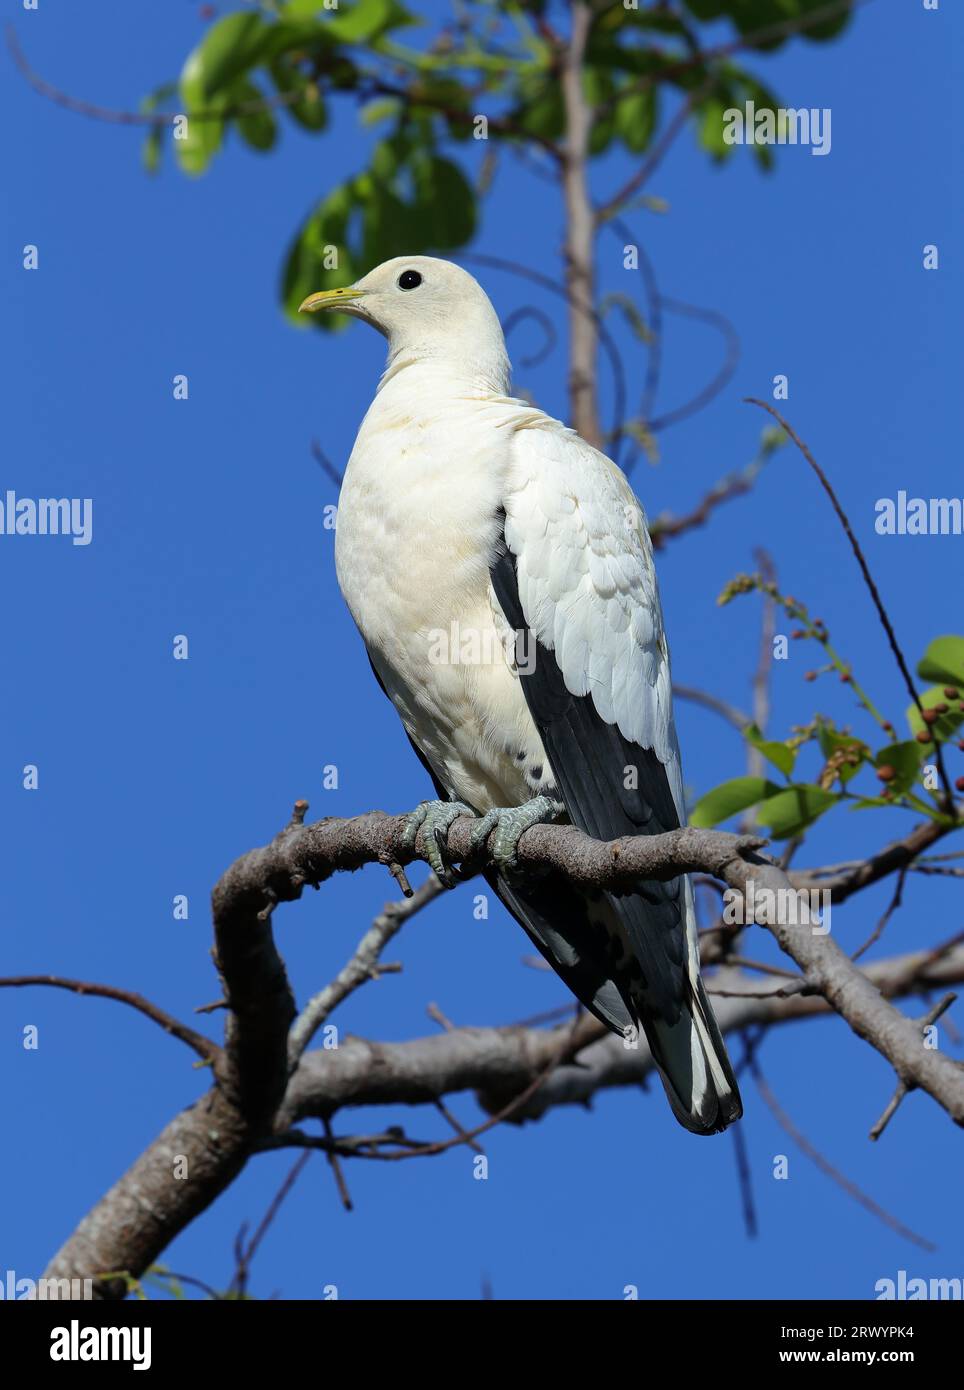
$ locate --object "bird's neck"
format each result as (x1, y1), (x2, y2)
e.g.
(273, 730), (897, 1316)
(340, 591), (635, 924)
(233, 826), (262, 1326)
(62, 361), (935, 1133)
(379, 342), (511, 398)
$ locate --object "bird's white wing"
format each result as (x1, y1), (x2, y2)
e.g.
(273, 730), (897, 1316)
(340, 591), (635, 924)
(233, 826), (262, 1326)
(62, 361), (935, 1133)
(501, 414), (685, 823)
(490, 412), (740, 1134)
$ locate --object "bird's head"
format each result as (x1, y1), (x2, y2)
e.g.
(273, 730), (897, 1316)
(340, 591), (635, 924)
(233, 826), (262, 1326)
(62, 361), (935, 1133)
(299, 255), (510, 391)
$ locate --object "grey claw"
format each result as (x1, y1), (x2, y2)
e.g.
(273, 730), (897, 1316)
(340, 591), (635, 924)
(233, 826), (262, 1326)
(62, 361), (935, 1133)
(400, 800), (474, 888)
(471, 796), (566, 876)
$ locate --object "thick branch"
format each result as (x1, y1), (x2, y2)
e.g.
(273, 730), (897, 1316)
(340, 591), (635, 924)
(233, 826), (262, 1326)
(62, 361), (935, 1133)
(282, 946), (964, 1127)
(42, 806), (964, 1294)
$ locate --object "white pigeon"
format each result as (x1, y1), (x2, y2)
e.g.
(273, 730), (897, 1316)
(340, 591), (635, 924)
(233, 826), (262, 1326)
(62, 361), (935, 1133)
(301, 256), (741, 1135)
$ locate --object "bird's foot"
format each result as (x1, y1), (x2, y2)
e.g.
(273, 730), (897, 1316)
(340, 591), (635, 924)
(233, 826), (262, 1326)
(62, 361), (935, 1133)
(399, 799), (474, 889)
(468, 795), (566, 876)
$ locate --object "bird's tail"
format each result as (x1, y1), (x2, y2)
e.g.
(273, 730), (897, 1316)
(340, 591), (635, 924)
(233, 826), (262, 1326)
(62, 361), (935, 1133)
(634, 971), (742, 1136)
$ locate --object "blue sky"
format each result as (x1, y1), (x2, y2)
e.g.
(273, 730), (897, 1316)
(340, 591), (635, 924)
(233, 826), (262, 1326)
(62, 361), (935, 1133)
(1, 0), (961, 1300)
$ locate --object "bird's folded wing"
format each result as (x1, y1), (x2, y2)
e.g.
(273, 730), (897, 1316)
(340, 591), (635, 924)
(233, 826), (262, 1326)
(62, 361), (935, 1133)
(491, 417), (689, 1019)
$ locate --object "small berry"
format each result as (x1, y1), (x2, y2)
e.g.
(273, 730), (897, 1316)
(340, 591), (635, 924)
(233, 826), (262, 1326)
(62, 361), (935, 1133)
(840, 671), (852, 683)
(804, 671), (817, 682)
(791, 629), (805, 639)
(944, 687), (960, 699)
(916, 731), (932, 744)
(922, 708), (940, 725)
(956, 777), (964, 793)
(935, 703), (949, 714)
(881, 721), (893, 732)
(876, 765), (895, 782)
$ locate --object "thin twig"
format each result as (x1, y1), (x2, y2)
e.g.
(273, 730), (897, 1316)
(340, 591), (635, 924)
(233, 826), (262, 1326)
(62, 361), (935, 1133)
(0, 975), (218, 1064)
(869, 994), (958, 1142)
(745, 399), (955, 805)
(230, 1150), (312, 1296)
(309, 439), (344, 490)
(287, 874), (445, 1066)
(852, 865), (908, 963)
(434, 1099), (485, 1155)
(750, 1061), (936, 1252)
(321, 1115), (354, 1211)
(674, 684), (750, 732)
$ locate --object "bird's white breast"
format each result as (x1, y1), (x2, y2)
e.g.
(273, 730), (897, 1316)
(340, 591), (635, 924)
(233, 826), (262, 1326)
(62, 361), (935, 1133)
(334, 363), (544, 810)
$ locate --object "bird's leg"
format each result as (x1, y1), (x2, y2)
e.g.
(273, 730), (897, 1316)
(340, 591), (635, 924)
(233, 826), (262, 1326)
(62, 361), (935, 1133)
(399, 799), (475, 889)
(467, 795), (566, 876)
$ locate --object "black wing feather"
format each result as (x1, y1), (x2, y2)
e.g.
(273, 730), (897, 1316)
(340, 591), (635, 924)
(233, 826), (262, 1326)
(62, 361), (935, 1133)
(489, 525), (687, 1025)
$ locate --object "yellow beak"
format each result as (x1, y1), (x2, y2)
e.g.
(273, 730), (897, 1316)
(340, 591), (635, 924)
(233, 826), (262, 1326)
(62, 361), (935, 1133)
(299, 286), (365, 314)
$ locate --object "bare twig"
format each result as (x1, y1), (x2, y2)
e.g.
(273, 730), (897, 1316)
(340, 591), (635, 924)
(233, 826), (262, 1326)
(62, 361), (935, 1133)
(851, 865), (908, 963)
(750, 1061), (936, 1252)
(309, 439), (343, 490)
(0, 975), (218, 1064)
(458, 252), (626, 463)
(674, 684), (750, 733)
(869, 994), (958, 1142)
(229, 1151), (312, 1296)
(320, 1115), (354, 1211)
(288, 873), (445, 1066)
(596, 79), (716, 225)
(745, 399), (955, 805)
(648, 455), (759, 550)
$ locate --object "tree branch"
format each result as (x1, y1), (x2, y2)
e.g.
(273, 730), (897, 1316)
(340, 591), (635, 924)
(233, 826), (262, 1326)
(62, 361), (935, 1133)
(560, 0), (601, 447)
(0, 975), (218, 1064)
(40, 798), (964, 1295)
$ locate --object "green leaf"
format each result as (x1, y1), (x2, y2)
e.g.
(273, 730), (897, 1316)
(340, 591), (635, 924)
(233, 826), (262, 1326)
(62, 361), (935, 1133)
(917, 635), (964, 689)
(269, 58), (328, 132)
(689, 776), (782, 828)
(513, 78), (564, 141)
(323, 0), (415, 45)
(906, 686), (964, 746)
(583, 69), (615, 156)
(815, 723), (869, 785)
(615, 85), (657, 153)
(743, 723), (797, 778)
(756, 785), (839, 840)
(142, 124), (163, 175)
(360, 97), (400, 127)
(233, 79), (279, 151)
(281, 0), (330, 15)
(139, 82), (177, 177)
(873, 741), (922, 797)
(682, 0), (853, 49)
(698, 98), (730, 160)
(281, 182), (359, 326)
(173, 101), (227, 176)
(410, 155), (475, 248)
(181, 13), (268, 106)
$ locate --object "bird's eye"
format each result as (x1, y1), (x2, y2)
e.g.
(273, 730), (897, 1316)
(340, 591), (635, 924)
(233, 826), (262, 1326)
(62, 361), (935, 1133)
(397, 270), (422, 290)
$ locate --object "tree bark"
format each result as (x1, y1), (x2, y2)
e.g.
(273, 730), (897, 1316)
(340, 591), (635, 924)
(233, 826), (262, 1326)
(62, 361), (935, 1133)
(561, 0), (601, 448)
(36, 808), (964, 1295)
